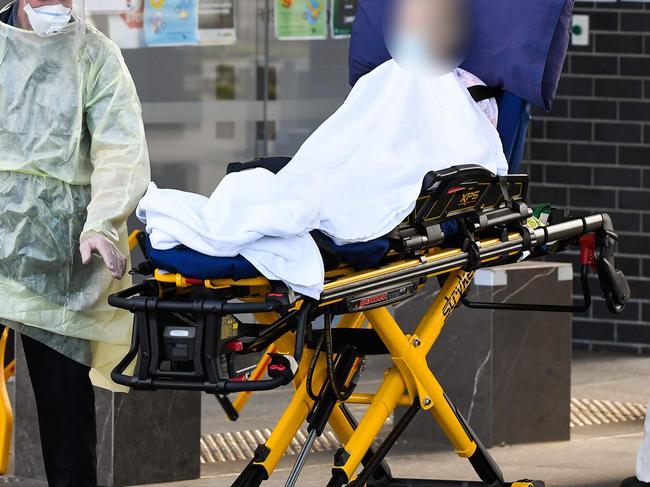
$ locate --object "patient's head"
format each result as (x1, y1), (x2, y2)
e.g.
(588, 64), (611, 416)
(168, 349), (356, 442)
(387, 0), (472, 78)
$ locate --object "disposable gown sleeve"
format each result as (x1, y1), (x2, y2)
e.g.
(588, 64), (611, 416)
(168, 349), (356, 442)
(80, 41), (151, 245)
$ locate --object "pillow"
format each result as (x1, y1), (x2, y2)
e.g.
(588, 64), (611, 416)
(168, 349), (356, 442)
(349, 0), (574, 110)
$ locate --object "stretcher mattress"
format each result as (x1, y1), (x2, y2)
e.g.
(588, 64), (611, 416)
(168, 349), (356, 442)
(146, 233), (391, 281)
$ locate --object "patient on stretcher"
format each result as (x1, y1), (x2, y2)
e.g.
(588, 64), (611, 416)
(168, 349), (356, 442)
(137, 60), (508, 298)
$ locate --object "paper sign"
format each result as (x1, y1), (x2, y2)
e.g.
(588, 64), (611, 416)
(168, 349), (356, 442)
(199, 0), (236, 45)
(275, 0), (327, 41)
(331, 0), (357, 39)
(144, 0), (199, 47)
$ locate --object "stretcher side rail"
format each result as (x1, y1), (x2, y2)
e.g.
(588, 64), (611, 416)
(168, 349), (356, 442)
(320, 213), (607, 302)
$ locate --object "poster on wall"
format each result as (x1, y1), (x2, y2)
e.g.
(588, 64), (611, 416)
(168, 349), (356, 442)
(275, 0), (327, 41)
(199, 0), (236, 45)
(331, 0), (357, 39)
(108, 0), (146, 49)
(144, 0), (199, 47)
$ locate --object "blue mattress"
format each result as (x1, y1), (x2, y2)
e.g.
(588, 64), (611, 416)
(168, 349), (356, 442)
(146, 233), (392, 281)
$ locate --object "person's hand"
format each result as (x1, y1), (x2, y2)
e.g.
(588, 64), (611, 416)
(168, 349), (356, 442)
(80, 235), (127, 279)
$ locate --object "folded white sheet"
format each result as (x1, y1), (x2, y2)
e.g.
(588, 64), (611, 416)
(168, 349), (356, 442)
(137, 60), (508, 298)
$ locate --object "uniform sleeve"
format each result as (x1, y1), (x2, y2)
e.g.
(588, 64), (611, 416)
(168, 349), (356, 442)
(80, 40), (151, 245)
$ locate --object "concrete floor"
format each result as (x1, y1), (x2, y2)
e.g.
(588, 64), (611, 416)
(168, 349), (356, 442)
(145, 349), (650, 487)
(155, 426), (645, 487)
(3, 350), (650, 487)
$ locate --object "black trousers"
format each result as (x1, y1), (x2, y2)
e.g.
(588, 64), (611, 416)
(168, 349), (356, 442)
(19, 332), (98, 487)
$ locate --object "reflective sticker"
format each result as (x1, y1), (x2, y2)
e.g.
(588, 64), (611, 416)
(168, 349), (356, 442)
(346, 283), (418, 311)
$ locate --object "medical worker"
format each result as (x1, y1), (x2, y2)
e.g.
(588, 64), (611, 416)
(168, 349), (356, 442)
(0, 0), (150, 485)
(622, 407), (650, 486)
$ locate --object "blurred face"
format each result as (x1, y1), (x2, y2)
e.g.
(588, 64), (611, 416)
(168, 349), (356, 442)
(387, 0), (472, 77)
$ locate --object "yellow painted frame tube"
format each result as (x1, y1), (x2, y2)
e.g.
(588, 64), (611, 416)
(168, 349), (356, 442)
(333, 270), (477, 481)
(0, 328), (13, 475)
(128, 230), (142, 252)
(231, 312), (283, 415)
(231, 344), (276, 415)
(252, 313), (365, 479)
(254, 352), (329, 476)
(3, 360), (14, 383)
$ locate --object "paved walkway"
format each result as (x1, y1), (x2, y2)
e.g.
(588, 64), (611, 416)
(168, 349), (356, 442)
(3, 350), (650, 486)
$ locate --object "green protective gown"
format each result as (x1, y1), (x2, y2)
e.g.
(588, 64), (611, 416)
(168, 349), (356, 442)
(0, 7), (151, 391)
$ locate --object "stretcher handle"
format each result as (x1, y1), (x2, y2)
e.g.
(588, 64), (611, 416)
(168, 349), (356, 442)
(598, 259), (630, 313)
(461, 265), (591, 313)
(461, 213), (630, 314)
(595, 214), (631, 313)
(111, 372), (290, 394)
(108, 284), (284, 314)
(111, 347), (293, 394)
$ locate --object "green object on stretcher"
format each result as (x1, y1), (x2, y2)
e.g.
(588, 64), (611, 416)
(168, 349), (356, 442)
(527, 204), (558, 253)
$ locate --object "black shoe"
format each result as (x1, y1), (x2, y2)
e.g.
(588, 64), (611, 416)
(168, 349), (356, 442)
(621, 477), (650, 487)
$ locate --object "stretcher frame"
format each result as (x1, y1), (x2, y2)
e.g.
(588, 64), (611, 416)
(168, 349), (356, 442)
(108, 163), (630, 486)
(111, 186), (629, 487)
(232, 214), (619, 487)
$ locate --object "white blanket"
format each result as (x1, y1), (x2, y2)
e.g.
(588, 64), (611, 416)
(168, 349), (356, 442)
(137, 60), (508, 298)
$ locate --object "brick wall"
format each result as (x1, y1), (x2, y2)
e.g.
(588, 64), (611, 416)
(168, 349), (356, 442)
(523, 2), (650, 353)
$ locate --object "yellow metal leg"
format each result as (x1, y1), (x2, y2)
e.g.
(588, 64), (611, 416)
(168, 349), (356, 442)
(128, 230), (142, 252)
(249, 313), (366, 479)
(365, 306), (477, 458)
(231, 312), (283, 416)
(326, 405), (356, 447)
(255, 353), (329, 477)
(3, 361), (14, 383)
(231, 345), (276, 415)
(332, 271), (478, 481)
(0, 328), (13, 475)
(331, 366), (408, 480)
(233, 312), (366, 418)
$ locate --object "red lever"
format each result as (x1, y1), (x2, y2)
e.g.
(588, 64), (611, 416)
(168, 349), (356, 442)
(185, 278), (204, 285)
(579, 233), (598, 268)
(269, 364), (287, 372)
(224, 341), (244, 352)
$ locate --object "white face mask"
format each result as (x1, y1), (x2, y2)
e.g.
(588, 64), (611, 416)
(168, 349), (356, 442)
(389, 30), (456, 79)
(23, 2), (73, 37)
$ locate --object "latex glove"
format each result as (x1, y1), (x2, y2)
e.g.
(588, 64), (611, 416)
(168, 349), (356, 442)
(80, 235), (127, 279)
